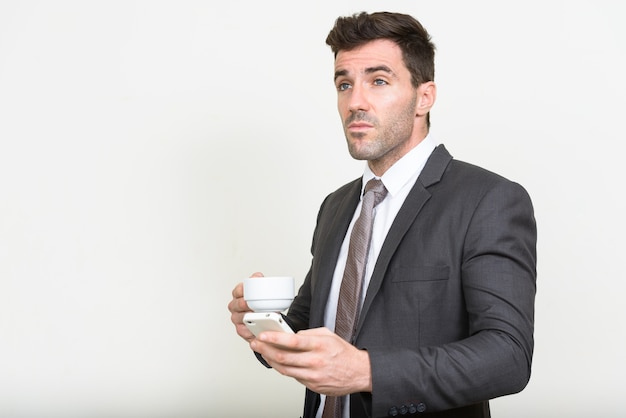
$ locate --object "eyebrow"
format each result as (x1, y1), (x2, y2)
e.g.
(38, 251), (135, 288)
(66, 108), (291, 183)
(334, 65), (395, 81)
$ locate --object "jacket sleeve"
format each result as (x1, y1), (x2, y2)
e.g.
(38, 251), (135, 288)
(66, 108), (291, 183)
(284, 191), (333, 333)
(367, 180), (537, 416)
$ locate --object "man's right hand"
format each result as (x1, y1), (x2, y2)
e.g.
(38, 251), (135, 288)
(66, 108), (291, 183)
(227, 272), (264, 342)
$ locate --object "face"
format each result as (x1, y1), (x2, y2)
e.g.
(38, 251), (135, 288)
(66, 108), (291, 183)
(334, 39), (435, 175)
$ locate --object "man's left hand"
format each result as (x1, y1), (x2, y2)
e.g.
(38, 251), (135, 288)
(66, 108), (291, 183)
(250, 327), (372, 396)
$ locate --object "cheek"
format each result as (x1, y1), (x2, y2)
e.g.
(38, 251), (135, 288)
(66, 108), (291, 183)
(337, 96), (349, 113)
(337, 103), (351, 125)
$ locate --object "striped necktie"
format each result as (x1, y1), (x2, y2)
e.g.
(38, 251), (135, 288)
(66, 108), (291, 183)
(322, 178), (388, 418)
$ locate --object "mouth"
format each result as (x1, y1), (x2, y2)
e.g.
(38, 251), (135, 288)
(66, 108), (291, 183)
(347, 122), (373, 132)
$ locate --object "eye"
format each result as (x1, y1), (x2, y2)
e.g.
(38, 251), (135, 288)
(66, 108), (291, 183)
(337, 82), (352, 92)
(373, 78), (388, 86)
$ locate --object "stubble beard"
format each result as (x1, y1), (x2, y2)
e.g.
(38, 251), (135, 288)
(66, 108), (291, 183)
(343, 94), (418, 164)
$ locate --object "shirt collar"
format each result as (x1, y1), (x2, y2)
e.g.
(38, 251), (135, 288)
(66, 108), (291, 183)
(361, 134), (438, 197)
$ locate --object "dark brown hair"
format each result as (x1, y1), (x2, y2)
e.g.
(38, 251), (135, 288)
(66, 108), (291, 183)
(326, 11), (436, 89)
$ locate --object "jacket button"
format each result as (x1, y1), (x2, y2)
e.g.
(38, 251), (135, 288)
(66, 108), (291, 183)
(388, 406), (398, 416)
(399, 404), (409, 414)
(416, 402), (426, 413)
(408, 403), (417, 414)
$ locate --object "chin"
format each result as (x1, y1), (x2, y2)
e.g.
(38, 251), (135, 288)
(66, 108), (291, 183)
(347, 138), (375, 160)
(348, 149), (376, 161)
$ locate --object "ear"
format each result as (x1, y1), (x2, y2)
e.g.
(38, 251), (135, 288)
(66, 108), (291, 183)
(416, 81), (436, 116)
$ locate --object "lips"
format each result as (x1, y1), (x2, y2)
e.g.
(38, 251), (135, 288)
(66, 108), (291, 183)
(348, 122), (373, 131)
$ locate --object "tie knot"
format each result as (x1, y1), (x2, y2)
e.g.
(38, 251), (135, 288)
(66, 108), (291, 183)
(363, 178), (388, 207)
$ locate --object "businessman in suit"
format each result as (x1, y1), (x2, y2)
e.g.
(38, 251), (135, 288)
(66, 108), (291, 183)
(228, 11), (536, 418)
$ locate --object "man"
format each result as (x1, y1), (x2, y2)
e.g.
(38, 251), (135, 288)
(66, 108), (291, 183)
(228, 11), (536, 418)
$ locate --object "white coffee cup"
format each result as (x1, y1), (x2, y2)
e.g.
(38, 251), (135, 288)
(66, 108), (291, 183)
(243, 276), (295, 312)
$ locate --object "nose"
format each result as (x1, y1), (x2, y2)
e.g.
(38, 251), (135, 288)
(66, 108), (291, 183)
(346, 84), (369, 113)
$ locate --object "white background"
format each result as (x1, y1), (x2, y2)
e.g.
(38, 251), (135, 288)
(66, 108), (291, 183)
(1, 1), (624, 417)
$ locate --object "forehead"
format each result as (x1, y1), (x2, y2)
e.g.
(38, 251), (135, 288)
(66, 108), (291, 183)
(334, 39), (405, 74)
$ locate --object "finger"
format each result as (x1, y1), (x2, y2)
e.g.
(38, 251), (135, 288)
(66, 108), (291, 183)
(229, 304), (255, 330)
(251, 339), (304, 370)
(257, 330), (297, 346)
(231, 282), (244, 299)
(250, 272), (265, 278)
(227, 294), (252, 315)
(298, 327), (334, 337)
(230, 308), (244, 325)
(252, 339), (323, 383)
(226, 296), (243, 315)
(236, 323), (255, 341)
(256, 330), (321, 354)
(236, 296), (251, 312)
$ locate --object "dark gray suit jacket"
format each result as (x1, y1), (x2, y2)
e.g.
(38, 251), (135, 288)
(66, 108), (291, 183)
(285, 145), (537, 418)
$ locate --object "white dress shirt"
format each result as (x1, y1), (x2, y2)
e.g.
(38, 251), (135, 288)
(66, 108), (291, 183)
(316, 134), (438, 418)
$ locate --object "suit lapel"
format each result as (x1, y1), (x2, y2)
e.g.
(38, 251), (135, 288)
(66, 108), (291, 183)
(356, 145), (453, 334)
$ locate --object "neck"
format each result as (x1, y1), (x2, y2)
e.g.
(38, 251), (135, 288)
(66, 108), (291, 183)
(368, 129), (429, 176)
